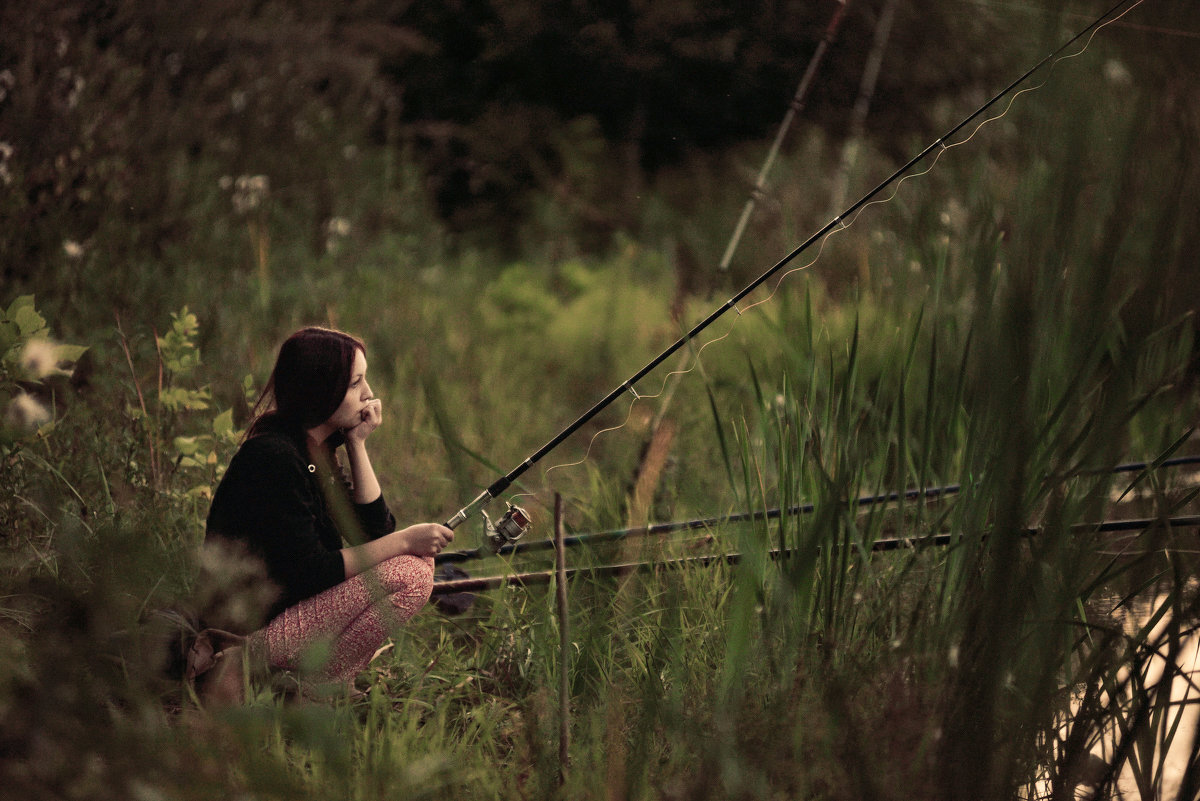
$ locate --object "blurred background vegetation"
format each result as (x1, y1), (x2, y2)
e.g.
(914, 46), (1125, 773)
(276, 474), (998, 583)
(2, 0), (1196, 514)
(3, 0), (1200, 799)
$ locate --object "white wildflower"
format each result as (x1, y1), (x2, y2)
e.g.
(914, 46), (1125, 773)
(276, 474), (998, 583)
(0, 70), (14, 104)
(324, 216), (352, 255)
(0, 141), (11, 187)
(62, 240), (84, 259)
(129, 778), (169, 801)
(948, 645), (959, 668)
(66, 74), (84, 110)
(231, 174), (269, 215)
(325, 216), (351, 238)
(1104, 59), (1132, 87)
(940, 199), (966, 233)
(5, 392), (52, 431)
(20, 339), (61, 379)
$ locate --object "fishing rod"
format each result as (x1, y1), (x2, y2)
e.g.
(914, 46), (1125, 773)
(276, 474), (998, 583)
(432, 513), (1200, 596)
(437, 453), (1200, 564)
(717, 0), (849, 274)
(441, 0), (1145, 551)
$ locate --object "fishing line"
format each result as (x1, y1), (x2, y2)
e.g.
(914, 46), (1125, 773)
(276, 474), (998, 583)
(444, 0), (1147, 545)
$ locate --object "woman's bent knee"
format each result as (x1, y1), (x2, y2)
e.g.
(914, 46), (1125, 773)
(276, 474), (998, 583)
(375, 554), (435, 601)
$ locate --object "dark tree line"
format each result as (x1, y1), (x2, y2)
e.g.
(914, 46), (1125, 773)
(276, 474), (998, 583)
(0, 0), (1193, 285)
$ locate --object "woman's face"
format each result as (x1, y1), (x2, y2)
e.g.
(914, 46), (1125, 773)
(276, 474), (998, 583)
(325, 348), (372, 431)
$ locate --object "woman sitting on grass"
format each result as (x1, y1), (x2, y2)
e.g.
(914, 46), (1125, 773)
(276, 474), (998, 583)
(199, 326), (453, 703)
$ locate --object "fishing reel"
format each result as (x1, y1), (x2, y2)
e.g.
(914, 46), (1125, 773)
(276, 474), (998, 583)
(482, 503), (531, 552)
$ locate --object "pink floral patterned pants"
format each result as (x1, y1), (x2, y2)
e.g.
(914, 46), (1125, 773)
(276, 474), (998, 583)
(252, 555), (434, 683)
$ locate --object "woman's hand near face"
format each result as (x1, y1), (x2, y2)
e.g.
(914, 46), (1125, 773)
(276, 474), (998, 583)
(344, 397), (382, 444)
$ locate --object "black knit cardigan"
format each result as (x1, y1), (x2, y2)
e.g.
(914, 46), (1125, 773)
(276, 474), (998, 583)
(204, 420), (395, 623)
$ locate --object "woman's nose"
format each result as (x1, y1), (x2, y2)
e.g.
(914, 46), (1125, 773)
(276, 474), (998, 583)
(361, 379), (372, 399)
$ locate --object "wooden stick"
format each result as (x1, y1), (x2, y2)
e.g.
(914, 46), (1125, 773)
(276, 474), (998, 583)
(555, 493), (571, 784)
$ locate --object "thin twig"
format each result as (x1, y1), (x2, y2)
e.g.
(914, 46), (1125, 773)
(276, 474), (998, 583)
(115, 313), (158, 488)
(152, 325), (165, 485)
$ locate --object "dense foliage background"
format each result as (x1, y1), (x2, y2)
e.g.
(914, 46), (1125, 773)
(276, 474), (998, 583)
(3, 0), (1200, 799)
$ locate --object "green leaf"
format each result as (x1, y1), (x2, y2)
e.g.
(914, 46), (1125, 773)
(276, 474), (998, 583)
(212, 408), (234, 436)
(5, 295), (35, 320)
(185, 485), (213, 501)
(173, 435), (202, 456)
(52, 344), (89, 365)
(160, 386), (211, 411)
(0, 322), (19, 358)
(13, 305), (47, 337)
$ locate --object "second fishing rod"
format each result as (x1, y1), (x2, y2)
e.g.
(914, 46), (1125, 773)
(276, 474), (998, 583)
(438, 452), (1200, 564)
(441, 0), (1143, 550)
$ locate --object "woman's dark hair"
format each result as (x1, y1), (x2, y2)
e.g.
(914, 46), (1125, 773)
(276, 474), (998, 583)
(247, 327), (366, 437)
